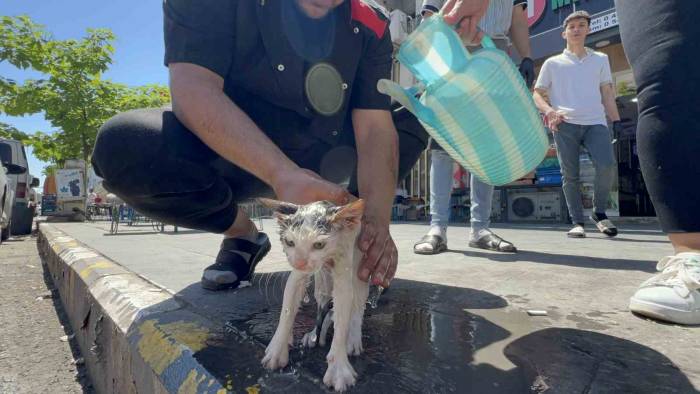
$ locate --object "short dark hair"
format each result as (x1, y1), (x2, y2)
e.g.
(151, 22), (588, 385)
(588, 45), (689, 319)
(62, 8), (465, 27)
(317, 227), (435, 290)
(563, 10), (591, 28)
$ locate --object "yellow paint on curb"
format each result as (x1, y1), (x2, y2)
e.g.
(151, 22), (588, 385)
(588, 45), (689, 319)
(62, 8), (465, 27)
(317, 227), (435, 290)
(79, 261), (114, 279)
(159, 321), (209, 352)
(178, 370), (207, 394)
(137, 320), (209, 375)
(138, 320), (182, 374)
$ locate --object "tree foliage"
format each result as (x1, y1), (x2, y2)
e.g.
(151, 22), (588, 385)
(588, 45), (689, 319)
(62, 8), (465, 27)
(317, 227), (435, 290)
(0, 15), (170, 166)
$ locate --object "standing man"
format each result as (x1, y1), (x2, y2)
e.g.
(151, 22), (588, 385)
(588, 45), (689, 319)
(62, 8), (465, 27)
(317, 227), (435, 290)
(533, 10), (623, 239)
(414, 0), (534, 255)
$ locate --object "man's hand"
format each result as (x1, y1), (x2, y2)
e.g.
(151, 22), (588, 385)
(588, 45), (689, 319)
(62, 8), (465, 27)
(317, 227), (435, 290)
(357, 217), (396, 288)
(611, 120), (623, 144)
(519, 57), (535, 89)
(441, 0), (489, 43)
(545, 109), (566, 132)
(272, 168), (353, 206)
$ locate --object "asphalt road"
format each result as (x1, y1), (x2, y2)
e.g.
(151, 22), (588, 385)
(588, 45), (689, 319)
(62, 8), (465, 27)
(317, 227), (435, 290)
(0, 231), (93, 394)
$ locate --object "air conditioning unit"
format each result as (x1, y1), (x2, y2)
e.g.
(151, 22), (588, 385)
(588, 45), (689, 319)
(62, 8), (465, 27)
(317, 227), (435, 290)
(506, 188), (565, 222)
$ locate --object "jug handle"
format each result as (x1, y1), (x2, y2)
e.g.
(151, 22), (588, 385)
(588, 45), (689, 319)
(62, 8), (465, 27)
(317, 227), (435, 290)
(480, 35), (497, 49)
(377, 79), (433, 123)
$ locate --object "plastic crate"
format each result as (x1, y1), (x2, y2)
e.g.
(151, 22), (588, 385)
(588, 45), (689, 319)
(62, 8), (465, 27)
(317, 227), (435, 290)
(537, 174), (563, 185)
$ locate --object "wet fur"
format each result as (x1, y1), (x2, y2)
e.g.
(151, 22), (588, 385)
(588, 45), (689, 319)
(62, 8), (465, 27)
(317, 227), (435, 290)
(259, 199), (368, 392)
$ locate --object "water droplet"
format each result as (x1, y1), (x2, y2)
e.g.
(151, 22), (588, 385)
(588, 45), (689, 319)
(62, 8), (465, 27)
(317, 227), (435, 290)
(367, 285), (384, 309)
(303, 293), (310, 303)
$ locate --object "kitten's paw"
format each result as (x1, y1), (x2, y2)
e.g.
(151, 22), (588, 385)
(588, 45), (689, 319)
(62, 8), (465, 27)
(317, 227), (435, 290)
(301, 329), (318, 348)
(346, 329), (363, 356)
(261, 340), (289, 370)
(323, 353), (357, 392)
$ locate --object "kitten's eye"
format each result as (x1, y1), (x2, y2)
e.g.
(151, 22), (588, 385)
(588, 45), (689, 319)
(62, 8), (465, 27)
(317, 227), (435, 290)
(313, 241), (326, 250)
(284, 238), (295, 247)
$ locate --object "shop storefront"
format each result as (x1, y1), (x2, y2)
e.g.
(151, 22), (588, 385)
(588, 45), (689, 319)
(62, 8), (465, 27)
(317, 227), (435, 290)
(388, 0), (654, 221)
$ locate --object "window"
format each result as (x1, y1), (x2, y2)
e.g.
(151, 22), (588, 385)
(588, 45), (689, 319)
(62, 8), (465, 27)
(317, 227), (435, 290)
(0, 143), (12, 164)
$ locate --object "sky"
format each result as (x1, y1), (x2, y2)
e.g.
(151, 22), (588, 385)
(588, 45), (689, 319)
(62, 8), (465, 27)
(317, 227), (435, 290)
(0, 0), (169, 187)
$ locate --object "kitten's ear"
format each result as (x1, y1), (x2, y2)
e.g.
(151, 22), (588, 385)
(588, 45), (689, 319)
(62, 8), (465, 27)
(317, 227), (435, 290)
(331, 199), (365, 229)
(258, 198), (298, 221)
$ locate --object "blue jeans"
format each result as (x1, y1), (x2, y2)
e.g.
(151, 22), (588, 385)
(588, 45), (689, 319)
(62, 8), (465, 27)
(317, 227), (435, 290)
(429, 149), (493, 232)
(553, 122), (616, 224)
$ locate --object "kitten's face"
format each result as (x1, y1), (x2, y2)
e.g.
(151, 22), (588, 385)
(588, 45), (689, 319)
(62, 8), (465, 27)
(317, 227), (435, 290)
(260, 199), (364, 273)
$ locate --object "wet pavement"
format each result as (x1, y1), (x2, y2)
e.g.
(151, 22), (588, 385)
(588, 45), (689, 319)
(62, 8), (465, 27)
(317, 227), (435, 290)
(46, 219), (700, 393)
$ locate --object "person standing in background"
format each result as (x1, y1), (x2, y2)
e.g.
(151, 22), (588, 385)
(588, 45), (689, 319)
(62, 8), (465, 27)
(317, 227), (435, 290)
(414, 0), (534, 255)
(533, 10), (623, 239)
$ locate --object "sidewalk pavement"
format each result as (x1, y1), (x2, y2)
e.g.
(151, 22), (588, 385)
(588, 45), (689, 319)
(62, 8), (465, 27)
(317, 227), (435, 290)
(39, 218), (699, 393)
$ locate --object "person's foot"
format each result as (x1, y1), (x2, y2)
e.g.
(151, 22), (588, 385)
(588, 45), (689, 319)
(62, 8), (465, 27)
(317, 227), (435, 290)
(590, 212), (618, 237)
(468, 229), (517, 253)
(414, 226), (447, 255)
(201, 231), (271, 291)
(567, 223), (586, 238)
(629, 253), (700, 325)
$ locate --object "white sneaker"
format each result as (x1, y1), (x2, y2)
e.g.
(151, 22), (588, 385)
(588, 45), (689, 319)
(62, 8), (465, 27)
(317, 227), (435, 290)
(629, 253), (700, 325)
(567, 224), (586, 238)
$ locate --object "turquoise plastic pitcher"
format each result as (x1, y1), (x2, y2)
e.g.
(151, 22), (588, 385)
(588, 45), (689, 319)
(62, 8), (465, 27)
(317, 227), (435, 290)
(378, 15), (548, 186)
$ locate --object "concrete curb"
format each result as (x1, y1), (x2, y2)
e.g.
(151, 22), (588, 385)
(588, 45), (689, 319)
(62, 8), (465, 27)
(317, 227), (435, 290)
(38, 223), (237, 394)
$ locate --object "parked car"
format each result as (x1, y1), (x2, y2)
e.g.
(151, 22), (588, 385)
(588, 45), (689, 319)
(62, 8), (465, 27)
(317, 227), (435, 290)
(0, 138), (40, 235)
(1, 161), (27, 243)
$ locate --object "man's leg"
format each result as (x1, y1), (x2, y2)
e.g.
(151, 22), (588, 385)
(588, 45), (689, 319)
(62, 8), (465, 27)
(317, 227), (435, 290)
(617, 0), (700, 324)
(414, 146), (452, 254)
(469, 175), (493, 234)
(553, 123), (585, 235)
(468, 176), (516, 252)
(92, 109), (253, 233)
(93, 108), (272, 290)
(582, 124), (618, 236)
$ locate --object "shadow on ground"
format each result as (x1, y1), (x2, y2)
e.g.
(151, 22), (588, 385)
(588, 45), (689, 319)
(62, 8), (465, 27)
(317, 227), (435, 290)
(128, 273), (695, 393)
(449, 249), (658, 273)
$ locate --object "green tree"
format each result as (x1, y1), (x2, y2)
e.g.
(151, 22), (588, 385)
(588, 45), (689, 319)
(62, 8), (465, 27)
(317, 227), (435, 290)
(0, 15), (170, 167)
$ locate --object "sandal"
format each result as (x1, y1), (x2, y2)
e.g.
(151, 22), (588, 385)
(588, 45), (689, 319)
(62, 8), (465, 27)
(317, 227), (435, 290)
(469, 233), (517, 253)
(591, 216), (618, 237)
(201, 232), (271, 291)
(413, 234), (447, 255)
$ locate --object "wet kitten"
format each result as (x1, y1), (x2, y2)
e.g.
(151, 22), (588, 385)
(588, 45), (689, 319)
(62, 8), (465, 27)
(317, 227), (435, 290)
(259, 198), (368, 392)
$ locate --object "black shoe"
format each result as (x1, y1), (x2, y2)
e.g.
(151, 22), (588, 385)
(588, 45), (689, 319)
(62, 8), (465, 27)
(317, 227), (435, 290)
(201, 232), (271, 291)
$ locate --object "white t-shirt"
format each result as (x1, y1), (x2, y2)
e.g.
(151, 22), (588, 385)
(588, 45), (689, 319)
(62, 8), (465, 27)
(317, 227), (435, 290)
(535, 48), (613, 126)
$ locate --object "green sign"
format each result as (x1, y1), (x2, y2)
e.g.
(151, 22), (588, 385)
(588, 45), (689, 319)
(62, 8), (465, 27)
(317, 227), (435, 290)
(551, 0), (580, 11)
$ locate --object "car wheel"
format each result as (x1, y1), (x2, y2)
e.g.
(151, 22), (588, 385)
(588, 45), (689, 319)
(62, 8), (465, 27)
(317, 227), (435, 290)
(1, 222), (10, 241)
(11, 205), (34, 235)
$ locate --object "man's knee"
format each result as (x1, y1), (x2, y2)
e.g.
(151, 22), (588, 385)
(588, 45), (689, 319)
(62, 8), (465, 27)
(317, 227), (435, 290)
(92, 109), (163, 181)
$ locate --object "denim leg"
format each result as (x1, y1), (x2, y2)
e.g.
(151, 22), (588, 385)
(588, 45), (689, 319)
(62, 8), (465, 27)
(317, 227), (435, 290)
(429, 149), (454, 228)
(583, 124), (616, 215)
(553, 123), (585, 223)
(470, 175), (494, 232)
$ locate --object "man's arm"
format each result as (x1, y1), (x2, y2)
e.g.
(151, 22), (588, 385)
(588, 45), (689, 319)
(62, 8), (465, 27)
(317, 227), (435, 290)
(510, 3), (531, 59)
(352, 108), (399, 287)
(169, 63), (350, 205)
(510, 2), (534, 88)
(533, 88), (565, 131)
(600, 83), (621, 122)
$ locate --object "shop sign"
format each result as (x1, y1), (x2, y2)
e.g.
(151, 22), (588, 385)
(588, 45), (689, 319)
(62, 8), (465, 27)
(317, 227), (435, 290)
(527, 0), (547, 27)
(589, 11), (618, 33)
